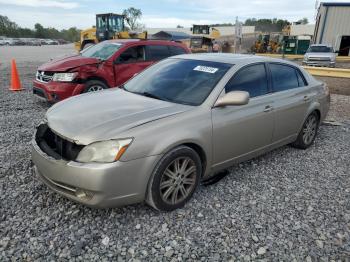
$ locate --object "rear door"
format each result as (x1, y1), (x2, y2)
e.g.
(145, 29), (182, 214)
(211, 63), (274, 168)
(169, 45), (188, 56)
(113, 45), (152, 86)
(145, 45), (172, 63)
(267, 63), (311, 142)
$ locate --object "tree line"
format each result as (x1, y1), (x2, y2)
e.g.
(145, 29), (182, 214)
(210, 17), (308, 32)
(0, 15), (81, 42)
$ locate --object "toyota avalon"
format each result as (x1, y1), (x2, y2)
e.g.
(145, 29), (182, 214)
(32, 54), (330, 211)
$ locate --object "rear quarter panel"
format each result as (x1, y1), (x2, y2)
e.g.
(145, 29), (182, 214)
(299, 69), (330, 125)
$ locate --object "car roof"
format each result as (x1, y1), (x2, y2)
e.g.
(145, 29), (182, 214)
(106, 39), (184, 46)
(172, 53), (299, 66)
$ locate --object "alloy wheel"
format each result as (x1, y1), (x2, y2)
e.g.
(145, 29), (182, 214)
(302, 114), (317, 145)
(160, 157), (197, 205)
(87, 85), (104, 92)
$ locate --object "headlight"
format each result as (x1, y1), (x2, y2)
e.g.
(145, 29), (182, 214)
(76, 139), (133, 163)
(52, 72), (78, 82)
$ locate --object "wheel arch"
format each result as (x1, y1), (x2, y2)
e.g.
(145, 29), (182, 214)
(182, 142), (207, 177)
(84, 76), (110, 88)
(305, 101), (321, 122)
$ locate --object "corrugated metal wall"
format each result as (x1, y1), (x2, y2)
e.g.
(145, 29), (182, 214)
(315, 5), (350, 49)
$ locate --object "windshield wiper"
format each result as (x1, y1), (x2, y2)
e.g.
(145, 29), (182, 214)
(141, 92), (165, 101)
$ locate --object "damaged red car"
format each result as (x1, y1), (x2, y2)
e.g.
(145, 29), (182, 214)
(33, 39), (190, 102)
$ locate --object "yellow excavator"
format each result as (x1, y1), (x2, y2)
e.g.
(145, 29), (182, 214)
(75, 13), (147, 51)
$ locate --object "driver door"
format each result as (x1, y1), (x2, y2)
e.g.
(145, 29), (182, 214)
(113, 45), (152, 87)
(211, 63), (274, 170)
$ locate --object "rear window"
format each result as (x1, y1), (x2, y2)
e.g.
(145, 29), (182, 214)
(169, 46), (187, 56)
(296, 70), (307, 87)
(146, 45), (171, 60)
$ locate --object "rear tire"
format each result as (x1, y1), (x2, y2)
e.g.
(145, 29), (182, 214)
(291, 112), (320, 149)
(146, 146), (202, 211)
(83, 80), (108, 93)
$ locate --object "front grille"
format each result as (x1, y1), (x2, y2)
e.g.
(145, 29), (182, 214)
(308, 57), (331, 61)
(36, 71), (54, 83)
(36, 123), (83, 161)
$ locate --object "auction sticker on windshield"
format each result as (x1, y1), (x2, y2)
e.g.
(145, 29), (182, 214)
(193, 65), (219, 74)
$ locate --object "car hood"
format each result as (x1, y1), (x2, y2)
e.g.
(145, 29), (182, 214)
(46, 89), (192, 145)
(38, 55), (100, 72)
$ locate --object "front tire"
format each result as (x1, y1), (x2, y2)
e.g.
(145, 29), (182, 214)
(83, 80), (108, 93)
(292, 112), (320, 149)
(146, 146), (202, 211)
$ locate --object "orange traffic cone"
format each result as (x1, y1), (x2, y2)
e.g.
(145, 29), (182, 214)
(9, 59), (23, 91)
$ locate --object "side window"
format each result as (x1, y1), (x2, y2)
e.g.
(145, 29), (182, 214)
(117, 46), (145, 63)
(296, 70), (307, 87)
(270, 64), (299, 92)
(169, 45), (187, 56)
(225, 64), (268, 98)
(146, 45), (171, 61)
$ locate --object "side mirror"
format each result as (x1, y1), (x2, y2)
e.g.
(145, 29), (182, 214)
(334, 50), (339, 53)
(214, 91), (250, 107)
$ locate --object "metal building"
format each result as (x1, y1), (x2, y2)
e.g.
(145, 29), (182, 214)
(313, 2), (350, 56)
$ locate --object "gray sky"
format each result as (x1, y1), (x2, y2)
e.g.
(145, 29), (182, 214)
(0, 0), (349, 29)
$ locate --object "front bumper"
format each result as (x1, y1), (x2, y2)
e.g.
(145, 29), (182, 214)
(303, 60), (335, 67)
(31, 140), (161, 208)
(33, 80), (84, 103)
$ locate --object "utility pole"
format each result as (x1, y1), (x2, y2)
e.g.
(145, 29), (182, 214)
(234, 16), (242, 53)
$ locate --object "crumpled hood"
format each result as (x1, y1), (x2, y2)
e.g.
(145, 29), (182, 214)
(38, 55), (100, 72)
(46, 89), (192, 145)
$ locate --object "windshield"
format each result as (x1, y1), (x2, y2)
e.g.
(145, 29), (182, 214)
(124, 58), (232, 106)
(307, 46), (333, 53)
(96, 15), (124, 32)
(81, 42), (122, 60)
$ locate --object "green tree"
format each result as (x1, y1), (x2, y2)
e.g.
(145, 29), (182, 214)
(0, 15), (19, 36)
(34, 23), (46, 38)
(0, 15), (81, 41)
(297, 17), (309, 25)
(122, 7), (143, 30)
(244, 18), (290, 32)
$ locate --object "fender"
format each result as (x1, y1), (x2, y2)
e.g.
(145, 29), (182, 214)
(298, 101), (321, 132)
(72, 84), (86, 96)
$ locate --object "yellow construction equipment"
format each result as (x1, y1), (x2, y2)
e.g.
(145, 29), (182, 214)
(75, 13), (147, 51)
(251, 34), (283, 53)
(190, 25), (221, 53)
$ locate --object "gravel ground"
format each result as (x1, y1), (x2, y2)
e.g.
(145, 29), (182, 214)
(1, 47), (350, 261)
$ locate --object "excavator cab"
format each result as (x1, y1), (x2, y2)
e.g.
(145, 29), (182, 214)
(96, 13), (125, 42)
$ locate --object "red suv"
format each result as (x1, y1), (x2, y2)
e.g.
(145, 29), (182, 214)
(33, 40), (190, 102)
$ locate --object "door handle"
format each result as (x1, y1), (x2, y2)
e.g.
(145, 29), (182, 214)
(303, 95), (310, 102)
(263, 105), (273, 112)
